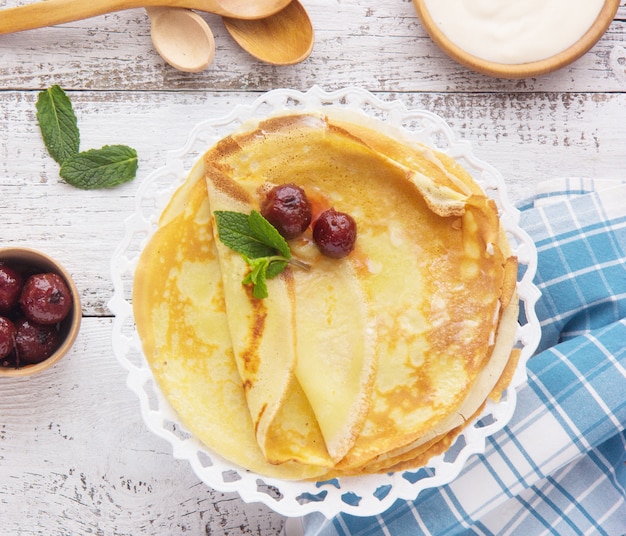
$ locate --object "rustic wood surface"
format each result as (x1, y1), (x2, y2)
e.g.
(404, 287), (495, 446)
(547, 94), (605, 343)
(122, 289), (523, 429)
(1, 1), (625, 534)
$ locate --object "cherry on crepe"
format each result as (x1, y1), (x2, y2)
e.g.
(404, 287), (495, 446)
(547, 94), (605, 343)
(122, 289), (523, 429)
(313, 209), (357, 259)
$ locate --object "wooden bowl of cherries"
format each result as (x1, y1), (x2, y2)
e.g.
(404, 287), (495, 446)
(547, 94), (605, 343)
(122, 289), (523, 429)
(0, 247), (81, 377)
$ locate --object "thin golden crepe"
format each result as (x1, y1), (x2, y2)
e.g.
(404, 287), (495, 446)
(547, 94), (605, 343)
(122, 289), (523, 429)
(133, 111), (519, 479)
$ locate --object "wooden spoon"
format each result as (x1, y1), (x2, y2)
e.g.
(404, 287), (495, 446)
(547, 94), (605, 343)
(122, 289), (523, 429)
(0, 0), (291, 35)
(223, 0), (314, 65)
(146, 7), (215, 72)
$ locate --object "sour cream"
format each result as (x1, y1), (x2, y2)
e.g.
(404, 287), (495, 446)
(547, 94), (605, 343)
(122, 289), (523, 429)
(423, 0), (605, 64)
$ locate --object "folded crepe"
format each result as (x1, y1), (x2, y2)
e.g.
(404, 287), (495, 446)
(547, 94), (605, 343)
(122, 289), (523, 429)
(133, 111), (519, 479)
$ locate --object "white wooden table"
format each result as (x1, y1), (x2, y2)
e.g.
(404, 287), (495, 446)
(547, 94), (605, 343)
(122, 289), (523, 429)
(1, 1), (625, 533)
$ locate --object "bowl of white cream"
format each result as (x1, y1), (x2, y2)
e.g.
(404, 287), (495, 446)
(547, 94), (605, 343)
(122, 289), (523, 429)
(413, 0), (619, 78)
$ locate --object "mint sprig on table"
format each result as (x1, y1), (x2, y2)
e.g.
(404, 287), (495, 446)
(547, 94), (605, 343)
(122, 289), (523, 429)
(35, 84), (80, 165)
(214, 210), (309, 299)
(36, 85), (138, 189)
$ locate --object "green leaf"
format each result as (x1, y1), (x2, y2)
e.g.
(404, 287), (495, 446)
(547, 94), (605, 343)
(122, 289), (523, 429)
(266, 259), (289, 279)
(248, 210), (291, 258)
(59, 145), (138, 189)
(36, 85), (80, 165)
(243, 257), (271, 299)
(214, 210), (308, 299)
(214, 211), (277, 259)
(35, 85), (139, 190)
(251, 278), (269, 300)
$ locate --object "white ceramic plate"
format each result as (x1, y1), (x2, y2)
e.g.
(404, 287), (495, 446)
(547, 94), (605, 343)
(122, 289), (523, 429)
(109, 86), (541, 519)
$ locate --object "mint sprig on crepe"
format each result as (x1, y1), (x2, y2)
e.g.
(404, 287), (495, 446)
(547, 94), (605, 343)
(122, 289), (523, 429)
(36, 85), (138, 189)
(214, 210), (309, 299)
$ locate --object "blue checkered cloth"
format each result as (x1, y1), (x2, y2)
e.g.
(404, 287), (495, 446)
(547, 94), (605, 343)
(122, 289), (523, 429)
(289, 178), (626, 535)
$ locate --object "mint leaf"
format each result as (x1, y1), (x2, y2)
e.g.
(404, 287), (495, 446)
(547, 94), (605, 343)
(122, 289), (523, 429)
(248, 210), (291, 258)
(36, 85), (80, 165)
(36, 85), (138, 189)
(243, 257), (271, 299)
(214, 210), (308, 298)
(214, 211), (278, 259)
(241, 257), (290, 299)
(59, 145), (138, 189)
(266, 259), (289, 279)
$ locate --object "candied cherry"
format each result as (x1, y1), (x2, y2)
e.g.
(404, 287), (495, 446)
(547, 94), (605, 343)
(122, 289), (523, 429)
(0, 316), (17, 359)
(0, 263), (23, 313)
(261, 183), (312, 239)
(0, 354), (18, 369)
(14, 318), (59, 364)
(20, 272), (72, 325)
(313, 209), (357, 259)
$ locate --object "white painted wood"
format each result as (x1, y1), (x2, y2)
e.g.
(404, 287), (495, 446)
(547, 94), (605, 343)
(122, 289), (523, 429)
(1, 0), (625, 533)
(0, 1), (624, 92)
(0, 318), (286, 535)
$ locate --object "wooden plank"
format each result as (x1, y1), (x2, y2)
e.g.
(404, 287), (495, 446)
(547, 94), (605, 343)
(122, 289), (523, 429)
(2, 89), (625, 314)
(0, 318), (286, 535)
(0, 1), (625, 92)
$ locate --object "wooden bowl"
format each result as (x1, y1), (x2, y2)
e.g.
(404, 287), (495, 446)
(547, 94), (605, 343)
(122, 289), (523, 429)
(0, 247), (81, 377)
(413, 0), (619, 78)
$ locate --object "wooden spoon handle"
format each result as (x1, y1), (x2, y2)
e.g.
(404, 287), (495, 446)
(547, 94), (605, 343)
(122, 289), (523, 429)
(0, 0), (178, 34)
(0, 0), (289, 34)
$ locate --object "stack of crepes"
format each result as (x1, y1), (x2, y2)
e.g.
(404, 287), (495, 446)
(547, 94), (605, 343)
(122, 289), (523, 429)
(132, 111), (520, 480)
